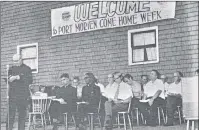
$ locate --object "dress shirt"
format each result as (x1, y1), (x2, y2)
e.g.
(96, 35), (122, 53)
(167, 81), (182, 95)
(131, 81), (142, 99)
(144, 79), (165, 99)
(109, 82), (133, 100)
(164, 82), (170, 97)
(104, 83), (117, 99)
(95, 83), (105, 96)
(74, 85), (83, 98)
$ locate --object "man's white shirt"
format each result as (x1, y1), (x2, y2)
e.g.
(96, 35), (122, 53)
(144, 79), (165, 99)
(104, 82), (133, 100)
(167, 81), (182, 95)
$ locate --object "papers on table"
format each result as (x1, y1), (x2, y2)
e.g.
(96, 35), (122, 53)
(76, 101), (89, 105)
(52, 98), (67, 104)
(139, 99), (150, 103)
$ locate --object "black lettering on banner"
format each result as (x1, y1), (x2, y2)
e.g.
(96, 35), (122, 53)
(53, 27), (58, 35)
(88, 2), (99, 20)
(140, 11), (162, 23)
(118, 15), (137, 26)
(157, 11), (161, 19)
(125, 2), (138, 14)
(99, 17), (116, 28)
(58, 25), (72, 34)
(140, 13), (147, 22)
(74, 5), (81, 22)
(107, 1), (116, 17)
(74, 3), (89, 22)
(115, 1), (126, 15)
(126, 1), (150, 14)
(141, 2), (150, 12)
(75, 20), (98, 32)
(98, 1), (107, 18)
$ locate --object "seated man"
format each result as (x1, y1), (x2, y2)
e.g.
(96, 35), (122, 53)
(49, 73), (77, 130)
(76, 72), (101, 129)
(160, 75), (170, 98)
(165, 71), (183, 126)
(104, 72), (133, 130)
(72, 76), (83, 101)
(142, 70), (166, 126)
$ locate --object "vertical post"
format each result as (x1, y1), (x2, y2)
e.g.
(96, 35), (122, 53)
(6, 65), (10, 130)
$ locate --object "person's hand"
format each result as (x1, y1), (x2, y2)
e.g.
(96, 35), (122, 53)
(59, 98), (66, 104)
(9, 76), (18, 82)
(148, 98), (154, 106)
(16, 75), (20, 80)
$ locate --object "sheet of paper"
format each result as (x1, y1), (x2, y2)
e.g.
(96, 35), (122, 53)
(146, 47), (157, 60)
(133, 49), (144, 62)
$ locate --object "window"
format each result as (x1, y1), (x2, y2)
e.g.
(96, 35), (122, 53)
(128, 26), (159, 65)
(17, 43), (38, 73)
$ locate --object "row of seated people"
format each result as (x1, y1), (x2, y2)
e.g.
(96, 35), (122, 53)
(31, 69), (198, 130)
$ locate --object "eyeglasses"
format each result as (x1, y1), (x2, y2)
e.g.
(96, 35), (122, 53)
(114, 76), (121, 80)
(84, 77), (90, 79)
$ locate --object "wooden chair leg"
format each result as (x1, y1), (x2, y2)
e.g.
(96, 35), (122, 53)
(161, 108), (166, 124)
(123, 113), (127, 130)
(128, 114), (133, 130)
(64, 113), (68, 130)
(157, 108), (161, 125)
(177, 106), (182, 124)
(191, 121), (194, 130)
(136, 108), (139, 126)
(117, 114), (120, 129)
(187, 120), (190, 130)
(28, 114), (31, 130)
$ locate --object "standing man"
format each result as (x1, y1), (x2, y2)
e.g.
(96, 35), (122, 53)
(6, 54), (33, 130)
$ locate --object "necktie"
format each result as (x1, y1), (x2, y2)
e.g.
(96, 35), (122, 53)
(114, 84), (120, 100)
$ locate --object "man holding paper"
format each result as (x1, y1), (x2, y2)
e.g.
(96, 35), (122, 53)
(50, 73), (77, 130)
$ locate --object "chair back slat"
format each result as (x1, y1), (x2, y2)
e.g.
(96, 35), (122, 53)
(31, 96), (48, 113)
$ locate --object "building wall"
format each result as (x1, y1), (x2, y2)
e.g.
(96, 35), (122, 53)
(1, 1), (198, 122)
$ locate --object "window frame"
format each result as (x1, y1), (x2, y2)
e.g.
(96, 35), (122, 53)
(128, 26), (159, 66)
(17, 43), (38, 73)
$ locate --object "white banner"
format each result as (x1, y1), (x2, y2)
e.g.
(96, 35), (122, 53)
(51, 1), (176, 36)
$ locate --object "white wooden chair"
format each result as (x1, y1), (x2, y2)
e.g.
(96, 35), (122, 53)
(28, 96), (49, 130)
(117, 98), (133, 130)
